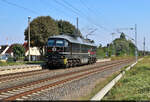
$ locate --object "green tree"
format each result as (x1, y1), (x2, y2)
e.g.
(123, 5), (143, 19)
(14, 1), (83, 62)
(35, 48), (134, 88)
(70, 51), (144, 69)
(96, 44), (105, 58)
(97, 33), (137, 58)
(113, 33), (136, 56)
(120, 32), (126, 39)
(57, 20), (82, 37)
(24, 16), (59, 55)
(114, 40), (128, 56)
(12, 44), (25, 60)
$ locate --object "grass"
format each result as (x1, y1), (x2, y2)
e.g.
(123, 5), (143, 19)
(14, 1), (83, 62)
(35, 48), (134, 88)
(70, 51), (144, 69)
(0, 61), (44, 66)
(25, 61), (44, 64)
(111, 56), (135, 61)
(0, 61), (25, 66)
(103, 56), (150, 100)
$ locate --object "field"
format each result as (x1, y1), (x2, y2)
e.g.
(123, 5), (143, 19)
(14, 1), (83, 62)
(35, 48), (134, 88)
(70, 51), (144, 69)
(103, 56), (150, 100)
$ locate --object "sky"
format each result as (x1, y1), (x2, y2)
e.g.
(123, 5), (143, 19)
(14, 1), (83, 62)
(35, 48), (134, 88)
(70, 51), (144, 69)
(0, 0), (150, 51)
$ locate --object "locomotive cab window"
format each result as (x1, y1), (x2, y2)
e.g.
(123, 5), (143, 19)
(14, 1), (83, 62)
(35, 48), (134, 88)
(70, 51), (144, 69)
(48, 39), (69, 47)
(56, 40), (64, 47)
(48, 39), (55, 47)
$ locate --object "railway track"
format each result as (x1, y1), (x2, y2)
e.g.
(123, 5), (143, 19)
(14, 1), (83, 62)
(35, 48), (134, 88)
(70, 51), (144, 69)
(0, 69), (50, 83)
(0, 60), (125, 83)
(0, 59), (134, 100)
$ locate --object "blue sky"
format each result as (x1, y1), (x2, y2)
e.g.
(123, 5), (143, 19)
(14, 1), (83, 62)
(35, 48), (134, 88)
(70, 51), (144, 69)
(0, 0), (150, 51)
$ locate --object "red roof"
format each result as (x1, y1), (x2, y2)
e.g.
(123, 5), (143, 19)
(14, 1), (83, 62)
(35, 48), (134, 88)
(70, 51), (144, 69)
(6, 44), (15, 54)
(23, 42), (29, 52)
(6, 43), (28, 54)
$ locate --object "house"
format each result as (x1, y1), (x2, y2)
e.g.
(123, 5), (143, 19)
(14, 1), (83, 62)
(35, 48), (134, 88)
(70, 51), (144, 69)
(23, 42), (41, 61)
(0, 43), (41, 61)
(5, 44), (15, 57)
(0, 45), (10, 61)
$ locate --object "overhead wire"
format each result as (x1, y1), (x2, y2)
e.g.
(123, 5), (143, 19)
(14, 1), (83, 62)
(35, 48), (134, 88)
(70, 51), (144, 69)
(53, 0), (79, 16)
(1, 0), (112, 33)
(79, 0), (112, 32)
(39, 0), (73, 17)
(79, 0), (102, 17)
(60, 0), (112, 33)
(1, 0), (39, 14)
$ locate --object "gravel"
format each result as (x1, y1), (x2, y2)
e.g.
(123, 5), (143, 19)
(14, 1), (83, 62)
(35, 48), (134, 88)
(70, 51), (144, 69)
(26, 62), (132, 100)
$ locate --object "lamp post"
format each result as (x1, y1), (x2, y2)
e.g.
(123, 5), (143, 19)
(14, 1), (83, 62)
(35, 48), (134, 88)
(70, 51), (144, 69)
(28, 16), (31, 62)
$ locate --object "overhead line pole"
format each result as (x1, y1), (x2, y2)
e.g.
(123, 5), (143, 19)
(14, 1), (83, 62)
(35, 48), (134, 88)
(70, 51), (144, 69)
(143, 37), (145, 56)
(135, 24), (138, 62)
(111, 33), (115, 56)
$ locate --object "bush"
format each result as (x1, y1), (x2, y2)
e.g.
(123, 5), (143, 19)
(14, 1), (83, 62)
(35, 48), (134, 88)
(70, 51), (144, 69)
(16, 57), (25, 61)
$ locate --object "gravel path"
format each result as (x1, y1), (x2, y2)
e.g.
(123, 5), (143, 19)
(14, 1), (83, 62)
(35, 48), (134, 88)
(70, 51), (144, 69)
(0, 64), (41, 70)
(26, 62), (133, 100)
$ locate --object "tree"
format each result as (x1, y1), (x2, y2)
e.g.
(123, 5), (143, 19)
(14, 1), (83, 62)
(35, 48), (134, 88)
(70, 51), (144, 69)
(57, 20), (82, 37)
(24, 16), (59, 55)
(120, 32), (126, 40)
(114, 40), (128, 56)
(113, 33), (136, 56)
(12, 44), (25, 60)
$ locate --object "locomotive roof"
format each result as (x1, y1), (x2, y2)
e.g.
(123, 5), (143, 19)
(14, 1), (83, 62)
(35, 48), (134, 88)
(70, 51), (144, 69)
(48, 34), (96, 47)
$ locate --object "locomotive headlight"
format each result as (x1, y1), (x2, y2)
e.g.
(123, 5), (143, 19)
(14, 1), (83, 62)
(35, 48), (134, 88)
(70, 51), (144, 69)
(61, 56), (65, 59)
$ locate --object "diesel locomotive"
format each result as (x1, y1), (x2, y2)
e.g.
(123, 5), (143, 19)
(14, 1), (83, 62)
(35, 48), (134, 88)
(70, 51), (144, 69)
(45, 34), (97, 68)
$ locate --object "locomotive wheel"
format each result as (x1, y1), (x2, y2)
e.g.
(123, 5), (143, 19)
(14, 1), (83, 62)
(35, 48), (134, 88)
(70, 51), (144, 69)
(73, 59), (77, 67)
(78, 59), (82, 66)
(69, 60), (73, 67)
(76, 59), (80, 66)
(88, 59), (91, 64)
(72, 60), (75, 67)
(71, 60), (75, 67)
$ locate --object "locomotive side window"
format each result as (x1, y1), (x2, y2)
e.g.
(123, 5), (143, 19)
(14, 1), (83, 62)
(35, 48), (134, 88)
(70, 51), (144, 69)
(64, 40), (69, 47)
(48, 39), (55, 46)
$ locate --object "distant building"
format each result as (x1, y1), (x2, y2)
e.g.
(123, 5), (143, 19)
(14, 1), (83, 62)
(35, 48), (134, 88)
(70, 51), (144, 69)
(23, 42), (41, 61)
(0, 43), (41, 61)
(5, 44), (15, 57)
(0, 45), (10, 61)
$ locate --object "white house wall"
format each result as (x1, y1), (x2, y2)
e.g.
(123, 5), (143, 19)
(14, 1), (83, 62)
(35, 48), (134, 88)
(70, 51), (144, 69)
(1, 46), (9, 55)
(25, 47), (41, 56)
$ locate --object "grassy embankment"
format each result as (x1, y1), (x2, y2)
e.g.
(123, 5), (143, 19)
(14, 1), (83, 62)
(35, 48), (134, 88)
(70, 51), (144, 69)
(103, 56), (150, 100)
(78, 61), (131, 100)
(78, 56), (141, 100)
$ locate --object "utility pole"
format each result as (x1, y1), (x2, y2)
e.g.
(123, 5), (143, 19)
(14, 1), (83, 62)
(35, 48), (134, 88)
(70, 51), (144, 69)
(28, 16), (31, 62)
(77, 17), (79, 36)
(111, 33), (115, 56)
(135, 24), (138, 62)
(143, 37), (145, 56)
